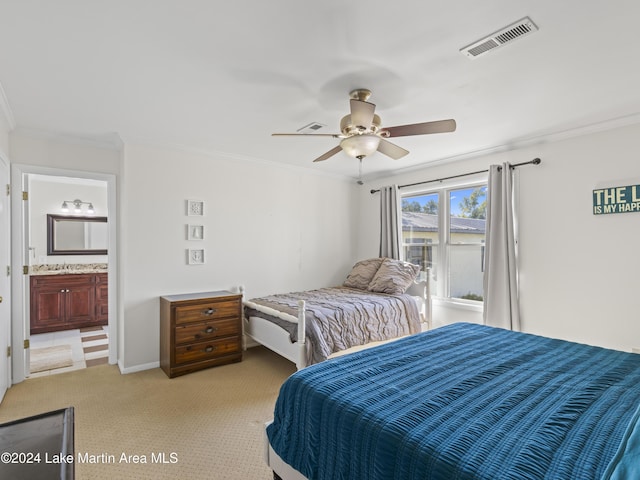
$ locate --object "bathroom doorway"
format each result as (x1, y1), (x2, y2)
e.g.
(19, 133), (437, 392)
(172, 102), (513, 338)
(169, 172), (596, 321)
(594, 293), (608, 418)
(10, 164), (117, 383)
(28, 174), (109, 376)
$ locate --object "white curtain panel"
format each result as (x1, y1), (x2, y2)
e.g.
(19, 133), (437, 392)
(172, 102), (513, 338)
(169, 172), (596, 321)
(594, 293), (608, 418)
(379, 185), (401, 260)
(483, 163), (521, 331)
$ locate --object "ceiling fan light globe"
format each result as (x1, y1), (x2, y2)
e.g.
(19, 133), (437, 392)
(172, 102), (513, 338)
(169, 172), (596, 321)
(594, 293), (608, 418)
(340, 134), (381, 158)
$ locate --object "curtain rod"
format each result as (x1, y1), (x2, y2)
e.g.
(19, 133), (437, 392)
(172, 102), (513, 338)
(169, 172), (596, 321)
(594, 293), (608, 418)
(369, 157), (541, 194)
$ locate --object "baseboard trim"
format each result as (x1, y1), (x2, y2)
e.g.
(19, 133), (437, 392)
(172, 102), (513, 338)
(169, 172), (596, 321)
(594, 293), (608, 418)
(118, 360), (160, 374)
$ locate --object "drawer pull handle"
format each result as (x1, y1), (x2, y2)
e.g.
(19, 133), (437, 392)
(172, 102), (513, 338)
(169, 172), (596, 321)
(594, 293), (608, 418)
(205, 326), (217, 334)
(202, 308), (216, 316)
(203, 345), (215, 353)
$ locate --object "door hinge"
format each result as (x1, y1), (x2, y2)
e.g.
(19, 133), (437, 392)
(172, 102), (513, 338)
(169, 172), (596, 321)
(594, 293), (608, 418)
(22, 191), (28, 201)
(6, 346), (10, 358)
(24, 339), (30, 349)
(6, 265), (9, 276)
(5, 184), (9, 196)
(23, 265), (29, 275)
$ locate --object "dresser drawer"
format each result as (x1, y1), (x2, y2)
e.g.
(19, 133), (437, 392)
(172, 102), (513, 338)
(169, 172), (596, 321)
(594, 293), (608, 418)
(175, 318), (239, 345)
(174, 337), (241, 365)
(175, 299), (239, 325)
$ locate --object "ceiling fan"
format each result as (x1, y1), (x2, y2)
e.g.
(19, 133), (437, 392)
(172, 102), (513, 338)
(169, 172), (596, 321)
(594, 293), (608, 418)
(273, 89), (456, 163)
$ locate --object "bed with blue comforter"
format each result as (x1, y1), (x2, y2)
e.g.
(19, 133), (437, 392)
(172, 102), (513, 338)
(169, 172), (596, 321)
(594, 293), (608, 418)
(267, 323), (640, 480)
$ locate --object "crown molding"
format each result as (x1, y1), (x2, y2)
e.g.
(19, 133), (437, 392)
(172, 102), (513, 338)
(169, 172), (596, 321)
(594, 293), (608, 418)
(122, 137), (353, 184)
(362, 112), (640, 183)
(11, 127), (123, 150)
(9, 110), (640, 186)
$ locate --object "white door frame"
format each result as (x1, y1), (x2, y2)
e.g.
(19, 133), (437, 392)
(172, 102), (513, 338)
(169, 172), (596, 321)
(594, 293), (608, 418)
(0, 152), (10, 402)
(10, 163), (117, 383)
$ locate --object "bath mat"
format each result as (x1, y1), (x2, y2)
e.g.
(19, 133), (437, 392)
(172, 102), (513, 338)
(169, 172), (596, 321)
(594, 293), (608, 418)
(30, 345), (73, 373)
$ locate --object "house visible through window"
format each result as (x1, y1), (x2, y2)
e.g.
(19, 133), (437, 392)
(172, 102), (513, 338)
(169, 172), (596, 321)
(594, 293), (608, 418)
(401, 183), (487, 303)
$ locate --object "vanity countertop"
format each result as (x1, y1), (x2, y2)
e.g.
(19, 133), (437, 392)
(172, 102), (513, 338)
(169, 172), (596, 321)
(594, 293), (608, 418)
(30, 263), (108, 276)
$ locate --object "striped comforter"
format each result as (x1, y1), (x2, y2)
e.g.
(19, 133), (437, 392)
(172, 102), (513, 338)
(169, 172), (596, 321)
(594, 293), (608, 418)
(267, 323), (640, 480)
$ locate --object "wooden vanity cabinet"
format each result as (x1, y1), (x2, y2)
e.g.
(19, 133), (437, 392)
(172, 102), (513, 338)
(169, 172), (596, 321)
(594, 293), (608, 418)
(30, 273), (108, 334)
(95, 273), (109, 322)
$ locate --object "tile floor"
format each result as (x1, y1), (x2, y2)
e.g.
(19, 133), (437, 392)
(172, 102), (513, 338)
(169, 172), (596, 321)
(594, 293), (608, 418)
(29, 325), (109, 377)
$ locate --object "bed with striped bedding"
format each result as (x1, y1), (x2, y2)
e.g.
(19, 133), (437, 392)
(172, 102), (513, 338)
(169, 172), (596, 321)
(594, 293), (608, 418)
(245, 286), (422, 366)
(267, 322), (640, 480)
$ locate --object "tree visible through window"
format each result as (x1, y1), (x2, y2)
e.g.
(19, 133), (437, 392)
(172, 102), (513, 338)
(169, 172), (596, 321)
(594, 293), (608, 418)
(402, 184), (487, 303)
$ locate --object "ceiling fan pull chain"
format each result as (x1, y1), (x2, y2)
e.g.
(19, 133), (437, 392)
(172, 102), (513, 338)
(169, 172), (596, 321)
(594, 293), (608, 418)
(357, 158), (364, 185)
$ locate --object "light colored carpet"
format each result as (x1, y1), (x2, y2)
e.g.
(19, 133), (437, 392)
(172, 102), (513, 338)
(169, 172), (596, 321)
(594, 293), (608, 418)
(30, 344), (74, 373)
(0, 346), (296, 479)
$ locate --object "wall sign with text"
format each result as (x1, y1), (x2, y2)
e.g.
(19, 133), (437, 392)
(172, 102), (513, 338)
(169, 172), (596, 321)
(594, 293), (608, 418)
(593, 184), (640, 215)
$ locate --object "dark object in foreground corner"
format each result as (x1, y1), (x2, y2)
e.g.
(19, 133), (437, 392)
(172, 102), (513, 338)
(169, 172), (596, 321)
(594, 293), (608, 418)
(0, 407), (75, 480)
(273, 472), (283, 480)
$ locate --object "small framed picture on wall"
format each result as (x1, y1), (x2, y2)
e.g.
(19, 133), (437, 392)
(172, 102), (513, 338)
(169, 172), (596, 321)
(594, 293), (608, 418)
(186, 199), (204, 216)
(187, 224), (204, 240)
(187, 248), (205, 265)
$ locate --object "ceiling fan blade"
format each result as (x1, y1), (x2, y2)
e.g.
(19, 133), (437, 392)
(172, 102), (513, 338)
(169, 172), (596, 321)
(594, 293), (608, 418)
(383, 119), (456, 137)
(313, 145), (343, 162)
(272, 133), (341, 137)
(350, 99), (376, 129)
(377, 138), (409, 160)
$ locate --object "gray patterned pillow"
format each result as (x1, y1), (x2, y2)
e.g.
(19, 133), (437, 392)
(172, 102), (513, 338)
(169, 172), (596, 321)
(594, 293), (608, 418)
(367, 258), (420, 295)
(343, 258), (384, 290)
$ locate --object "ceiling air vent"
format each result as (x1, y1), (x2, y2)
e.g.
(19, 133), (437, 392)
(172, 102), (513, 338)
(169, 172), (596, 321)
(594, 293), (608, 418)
(297, 122), (326, 134)
(460, 17), (538, 59)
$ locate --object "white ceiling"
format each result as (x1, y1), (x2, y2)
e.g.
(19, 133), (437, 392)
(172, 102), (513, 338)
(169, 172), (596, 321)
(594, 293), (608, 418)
(1, 1), (639, 181)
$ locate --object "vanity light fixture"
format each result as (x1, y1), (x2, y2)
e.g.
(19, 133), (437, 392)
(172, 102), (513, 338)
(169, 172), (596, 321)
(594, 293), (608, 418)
(61, 199), (95, 214)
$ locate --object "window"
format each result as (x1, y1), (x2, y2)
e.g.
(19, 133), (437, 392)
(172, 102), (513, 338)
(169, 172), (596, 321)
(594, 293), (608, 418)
(401, 183), (487, 303)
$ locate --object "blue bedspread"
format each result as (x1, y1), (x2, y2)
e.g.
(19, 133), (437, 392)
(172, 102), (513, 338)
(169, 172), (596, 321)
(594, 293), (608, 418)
(267, 323), (640, 480)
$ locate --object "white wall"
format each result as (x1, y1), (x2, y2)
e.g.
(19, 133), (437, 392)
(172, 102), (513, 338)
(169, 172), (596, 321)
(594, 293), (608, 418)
(28, 176), (108, 265)
(120, 144), (358, 370)
(10, 132), (121, 175)
(358, 123), (640, 352)
(517, 125), (640, 352)
(0, 110), (9, 155)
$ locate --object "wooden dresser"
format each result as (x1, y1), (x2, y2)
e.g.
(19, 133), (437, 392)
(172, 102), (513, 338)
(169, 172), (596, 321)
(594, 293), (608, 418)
(160, 291), (243, 378)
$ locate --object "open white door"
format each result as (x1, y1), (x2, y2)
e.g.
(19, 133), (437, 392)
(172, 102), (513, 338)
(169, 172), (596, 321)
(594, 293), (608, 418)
(0, 155), (11, 403)
(10, 165), (31, 383)
(21, 173), (30, 377)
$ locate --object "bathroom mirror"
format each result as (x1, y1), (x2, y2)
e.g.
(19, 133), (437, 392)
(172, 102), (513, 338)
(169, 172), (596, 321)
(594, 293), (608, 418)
(47, 214), (108, 255)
